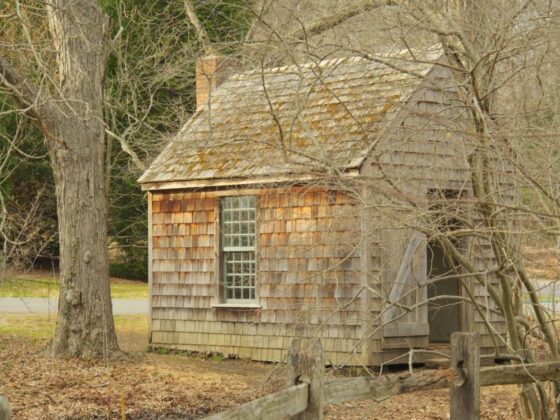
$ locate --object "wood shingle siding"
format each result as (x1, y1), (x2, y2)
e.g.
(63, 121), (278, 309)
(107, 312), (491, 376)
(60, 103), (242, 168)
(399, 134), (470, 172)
(150, 187), (365, 364)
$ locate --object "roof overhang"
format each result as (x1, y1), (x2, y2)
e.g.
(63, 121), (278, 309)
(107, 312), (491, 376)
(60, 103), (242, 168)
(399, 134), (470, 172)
(140, 168), (360, 191)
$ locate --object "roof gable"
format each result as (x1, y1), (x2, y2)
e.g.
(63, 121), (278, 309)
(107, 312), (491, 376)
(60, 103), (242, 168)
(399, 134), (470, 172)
(139, 49), (443, 187)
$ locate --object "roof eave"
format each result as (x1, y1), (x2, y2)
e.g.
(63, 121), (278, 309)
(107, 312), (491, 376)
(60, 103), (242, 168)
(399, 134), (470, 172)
(140, 168), (360, 191)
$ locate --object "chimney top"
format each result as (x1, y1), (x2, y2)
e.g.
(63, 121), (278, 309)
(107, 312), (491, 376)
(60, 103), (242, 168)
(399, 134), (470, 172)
(195, 55), (233, 111)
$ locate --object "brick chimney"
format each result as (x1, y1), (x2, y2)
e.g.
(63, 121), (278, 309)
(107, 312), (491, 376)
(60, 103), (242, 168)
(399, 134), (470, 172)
(195, 55), (232, 110)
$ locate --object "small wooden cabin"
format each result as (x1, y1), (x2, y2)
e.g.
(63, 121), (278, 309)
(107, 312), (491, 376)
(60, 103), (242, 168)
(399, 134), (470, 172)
(139, 51), (505, 366)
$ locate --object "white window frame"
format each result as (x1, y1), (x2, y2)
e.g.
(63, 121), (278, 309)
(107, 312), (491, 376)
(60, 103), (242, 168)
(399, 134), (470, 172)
(220, 196), (257, 303)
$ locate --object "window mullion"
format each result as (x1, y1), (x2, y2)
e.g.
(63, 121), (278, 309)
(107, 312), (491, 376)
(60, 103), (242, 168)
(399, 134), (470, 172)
(220, 196), (257, 302)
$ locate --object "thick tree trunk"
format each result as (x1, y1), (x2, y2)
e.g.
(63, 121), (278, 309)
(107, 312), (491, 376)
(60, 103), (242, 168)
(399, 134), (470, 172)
(50, 138), (119, 357)
(45, 0), (119, 357)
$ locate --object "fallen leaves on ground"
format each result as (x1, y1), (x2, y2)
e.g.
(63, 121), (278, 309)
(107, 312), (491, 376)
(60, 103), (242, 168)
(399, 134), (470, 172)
(326, 385), (520, 419)
(0, 337), (522, 419)
(0, 337), (269, 419)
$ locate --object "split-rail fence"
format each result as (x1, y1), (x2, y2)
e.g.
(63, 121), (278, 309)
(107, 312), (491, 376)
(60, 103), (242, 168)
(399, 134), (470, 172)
(204, 333), (560, 420)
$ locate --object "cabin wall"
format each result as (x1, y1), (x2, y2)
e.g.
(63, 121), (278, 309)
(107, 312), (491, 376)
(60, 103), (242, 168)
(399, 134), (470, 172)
(147, 65), (509, 366)
(362, 66), (508, 364)
(149, 186), (365, 364)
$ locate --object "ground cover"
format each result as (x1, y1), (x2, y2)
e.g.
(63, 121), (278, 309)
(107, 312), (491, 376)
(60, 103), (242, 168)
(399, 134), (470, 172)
(0, 313), (521, 419)
(0, 275), (147, 299)
(0, 268), (528, 418)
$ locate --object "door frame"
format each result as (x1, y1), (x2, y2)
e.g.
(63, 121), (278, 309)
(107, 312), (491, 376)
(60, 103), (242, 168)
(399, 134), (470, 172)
(426, 188), (470, 343)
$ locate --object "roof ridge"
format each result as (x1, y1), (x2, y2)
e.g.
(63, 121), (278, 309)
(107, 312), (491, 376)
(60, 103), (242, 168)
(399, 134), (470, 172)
(230, 46), (442, 80)
(230, 56), (353, 80)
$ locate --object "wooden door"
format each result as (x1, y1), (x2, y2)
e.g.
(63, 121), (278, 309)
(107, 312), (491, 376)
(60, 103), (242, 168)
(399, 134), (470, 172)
(382, 231), (429, 349)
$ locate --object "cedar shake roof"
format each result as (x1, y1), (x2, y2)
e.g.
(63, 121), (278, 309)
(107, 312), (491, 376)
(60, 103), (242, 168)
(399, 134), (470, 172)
(139, 49), (443, 187)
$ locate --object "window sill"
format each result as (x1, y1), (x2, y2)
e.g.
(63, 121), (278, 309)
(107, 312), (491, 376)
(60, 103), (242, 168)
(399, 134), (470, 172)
(212, 303), (261, 309)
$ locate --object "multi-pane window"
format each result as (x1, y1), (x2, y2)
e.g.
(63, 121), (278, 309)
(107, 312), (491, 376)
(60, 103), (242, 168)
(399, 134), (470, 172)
(220, 196), (256, 302)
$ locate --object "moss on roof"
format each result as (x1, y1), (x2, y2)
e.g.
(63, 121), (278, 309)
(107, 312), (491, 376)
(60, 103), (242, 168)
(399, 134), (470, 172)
(139, 50), (442, 185)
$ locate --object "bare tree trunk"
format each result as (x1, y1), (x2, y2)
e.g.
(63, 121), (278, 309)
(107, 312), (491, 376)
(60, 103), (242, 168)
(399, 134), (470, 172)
(49, 123), (118, 356)
(45, 0), (118, 356)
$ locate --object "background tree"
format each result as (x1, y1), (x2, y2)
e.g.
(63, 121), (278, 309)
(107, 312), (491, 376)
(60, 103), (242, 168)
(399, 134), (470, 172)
(0, 0), (118, 357)
(103, 0), (252, 281)
(0, 97), (57, 272)
(0, 0), (254, 356)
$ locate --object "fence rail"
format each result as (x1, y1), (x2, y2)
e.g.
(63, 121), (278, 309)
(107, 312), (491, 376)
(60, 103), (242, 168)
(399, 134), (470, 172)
(204, 333), (560, 419)
(323, 360), (560, 406)
(205, 383), (308, 420)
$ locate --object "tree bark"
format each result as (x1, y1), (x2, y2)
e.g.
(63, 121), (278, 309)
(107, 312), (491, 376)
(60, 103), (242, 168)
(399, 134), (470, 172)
(44, 0), (118, 357)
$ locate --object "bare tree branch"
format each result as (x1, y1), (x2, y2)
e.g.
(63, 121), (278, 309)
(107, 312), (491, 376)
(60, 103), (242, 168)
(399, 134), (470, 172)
(288, 0), (398, 41)
(244, 0), (274, 44)
(183, 0), (214, 54)
(0, 57), (46, 123)
(105, 128), (147, 172)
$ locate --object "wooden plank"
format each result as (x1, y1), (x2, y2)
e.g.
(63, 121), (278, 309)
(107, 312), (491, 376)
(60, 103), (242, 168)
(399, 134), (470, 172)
(147, 191), (154, 343)
(140, 174), (325, 191)
(324, 361), (560, 406)
(381, 336), (428, 350)
(0, 396), (10, 420)
(417, 236), (428, 324)
(288, 338), (325, 420)
(288, 339), (325, 417)
(478, 362), (560, 386)
(359, 185), (373, 365)
(450, 333), (480, 420)
(383, 232), (424, 325)
(383, 322), (429, 338)
(203, 383), (308, 420)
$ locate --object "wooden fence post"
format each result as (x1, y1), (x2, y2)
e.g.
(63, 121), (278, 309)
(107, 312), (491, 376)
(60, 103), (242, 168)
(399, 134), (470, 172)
(450, 332), (480, 420)
(287, 338), (325, 420)
(0, 396), (10, 420)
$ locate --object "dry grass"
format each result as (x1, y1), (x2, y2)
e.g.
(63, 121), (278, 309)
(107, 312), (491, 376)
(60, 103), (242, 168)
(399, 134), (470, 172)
(0, 312), (274, 419)
(0, 276), (147, 299)
(0, 314), (148, 351)
(0, 314), (56, 339)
